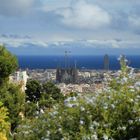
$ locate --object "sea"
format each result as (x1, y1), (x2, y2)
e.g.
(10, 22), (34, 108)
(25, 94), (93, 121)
(17, 55), (140, 70)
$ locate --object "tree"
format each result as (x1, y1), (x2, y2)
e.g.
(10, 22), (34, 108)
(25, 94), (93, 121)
(0, 45), (18, 84)
(25, 81), (63, 117)
(25, 80), (42, 102)
(0, 45), (25, 132)
(42, 82), (63, 100)
(0, 102), (10, 140)
(36, 82), (64, 110)
(0, 83), (25, 131)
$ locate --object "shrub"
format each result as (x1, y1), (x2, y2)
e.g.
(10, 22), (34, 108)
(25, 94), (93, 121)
(0, 102), (10, 140)
(16, 56), (140, 140)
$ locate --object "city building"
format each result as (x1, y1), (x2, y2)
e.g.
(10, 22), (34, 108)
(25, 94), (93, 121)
(10, 71), (29, 92)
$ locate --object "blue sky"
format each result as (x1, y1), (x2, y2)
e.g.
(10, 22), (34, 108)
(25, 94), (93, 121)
(0, 0), (140, 55)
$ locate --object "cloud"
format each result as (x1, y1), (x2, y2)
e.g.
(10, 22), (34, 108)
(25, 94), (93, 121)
(0, 34), (48, 48)
(2, 33), (140, 55)
(3, 37), (140, 55)
(128, 5), (140, 34)
(86, 39), (140, 49)
(53, 0), (111, 29)
(110, 11), (128, 30)
(0, 0), (36, 16)
(0, 0), (140, 42)
(129, 15), (140, 28)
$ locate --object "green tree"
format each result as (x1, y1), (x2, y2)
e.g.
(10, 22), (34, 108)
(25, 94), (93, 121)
(0, 45), (18, 84)
(0, 83), (25, 131)
(0, 45), (25, 133)
(24, 102), (38, 118)
(25, 80), (42, 118)
(25, 80), (42, 102)
(42, 82), (63, 100)
(38, 82), (63, 109)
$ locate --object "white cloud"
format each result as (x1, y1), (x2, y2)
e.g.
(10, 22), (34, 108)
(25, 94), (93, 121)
(86, 39), (140, 49)
(1, 33), (140, 52)
(54, 0), (111, 29)
(0, 0), (35, 16)
(0, 35), (48, 48)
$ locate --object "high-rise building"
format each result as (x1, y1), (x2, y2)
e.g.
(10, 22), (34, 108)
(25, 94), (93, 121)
(104, 54), (109, 71)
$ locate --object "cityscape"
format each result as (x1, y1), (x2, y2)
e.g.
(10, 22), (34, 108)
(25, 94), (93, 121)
(10, 54), (135, 93)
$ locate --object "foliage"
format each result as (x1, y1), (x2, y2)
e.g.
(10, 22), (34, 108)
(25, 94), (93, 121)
(39, 82), (64, 109)
(42, 81), (63, 101)
(24, 102), (38, 118)
(0, 83), (25, 132)
(25, 81), (64, 116)
(0, 45), (25, 133)
(25, 80), (42, 102)
(0, 45), (18, 83)
(0, 102), (10, 140)
(16, 56), (140, 140)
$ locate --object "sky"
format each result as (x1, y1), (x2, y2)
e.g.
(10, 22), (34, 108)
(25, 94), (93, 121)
(0, 0), (140, 55)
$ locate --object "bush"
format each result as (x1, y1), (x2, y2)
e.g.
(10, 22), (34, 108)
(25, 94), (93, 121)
(16, 56), (140, 140)
(0, 45), (18, 83)
(0, 102), (10, 140)
(0, 83), (25, 131)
